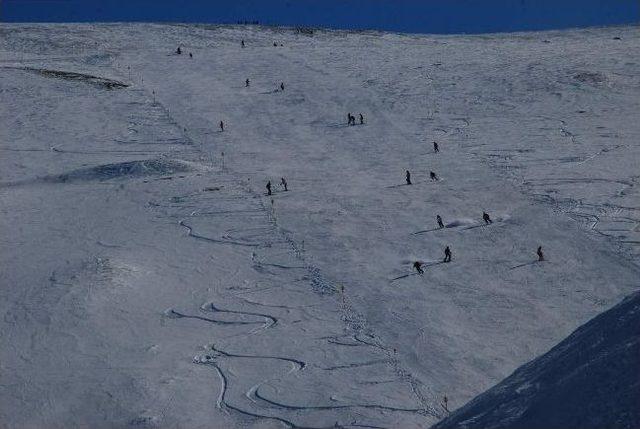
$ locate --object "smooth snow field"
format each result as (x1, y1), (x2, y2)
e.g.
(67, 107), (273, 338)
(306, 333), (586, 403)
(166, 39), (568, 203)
(0, 23), (639, 428)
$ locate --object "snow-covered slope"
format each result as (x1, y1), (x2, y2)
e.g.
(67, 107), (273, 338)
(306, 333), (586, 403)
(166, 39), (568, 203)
(0, 23), (638, 428)
(432, 290), (640, 429)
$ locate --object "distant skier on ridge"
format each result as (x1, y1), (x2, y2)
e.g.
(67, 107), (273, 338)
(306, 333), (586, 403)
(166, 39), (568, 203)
(483, 211), (492, 224)
(266, 181), (272, 196)
(537, 246), (545, 261)
(406, 170), (412, 185)
(281, 177), (288, 191)
(430, 171), (438, 181)
(359, 113), (364, 125)
(219, 121), (224, 132)
(433, 141), (439, 153)
(437, 215), (444, 229)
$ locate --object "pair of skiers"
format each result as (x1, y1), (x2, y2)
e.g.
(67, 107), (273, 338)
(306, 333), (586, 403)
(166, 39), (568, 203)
(405, 170), (438, 184)
(347, 113), (364, 125)
(266, 178), (288, 195)
(413, 246), (452, 274)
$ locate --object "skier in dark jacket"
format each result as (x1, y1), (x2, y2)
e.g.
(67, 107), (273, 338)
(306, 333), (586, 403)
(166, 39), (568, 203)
(246, 78), (250, 87)
(176, 46), (182, 55)
(280, 82), (285, 91)
(189, 52), (193, 58)
(281, 177), (288, 191)
(219, 121), (224, 132)
(443, 246), (452, 263)
(413, 261), (424, 274)
(430, 171), (438, 181)
(406, 170), (412, 185)
(359, 113), (364, 125)
(241, 40), (245, 48)
(437, 215), (444, 229)
(266, 181), (272, 196)
(483, 211), (492, 224)
(434, 141), (439, 153)
(537, 246), (544, 261)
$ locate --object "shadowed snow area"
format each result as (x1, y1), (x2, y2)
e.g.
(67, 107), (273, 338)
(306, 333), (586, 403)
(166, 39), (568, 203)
(432, 291), (640, 429)
(0, 23), (638, 428)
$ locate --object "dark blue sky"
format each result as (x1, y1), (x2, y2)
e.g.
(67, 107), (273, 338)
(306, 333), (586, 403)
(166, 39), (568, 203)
(2, 0), (638, 34)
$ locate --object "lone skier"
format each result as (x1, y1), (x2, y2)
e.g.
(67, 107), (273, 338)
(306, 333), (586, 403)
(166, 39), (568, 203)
(413, 261), (424, 274)
(189, 52), (193, 58)
(219, 121), (224, 132)
(433, 141), (439, 153)
(241, 39), (245, 48)
(266, 181), (272, 196)
(443, 246), (452, 263)
(430, 171), (438, 181)
(537, 246), (544, 261)
(359, 113), (364, 125)
(280, 82), (285, 91)
(483, 211), (492, 224)
(406, 170), (412, 185)
(437, 215), (444, 229)
(176, 46), (182, 55)
(245, 78), (250, 87)
(281, 177), (288, 191)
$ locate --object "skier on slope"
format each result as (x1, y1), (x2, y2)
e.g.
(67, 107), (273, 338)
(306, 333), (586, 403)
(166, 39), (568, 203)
(189, 52), (193, 58)
(430, 171), (438, 181)
(347, 113), (354, 125)
(241, 39), (245, 48)
(537, 246), (544, 261)
(280, 82), (285, 91)
(437, 215), (444, 229)
(406, 170), (412, 185)
(219, 121), (224, 132)
(413, 261), (424, 274)
(443, 246), (452, 263)
(281, 177), (288, 191)
(483, 211), (492, 224)
(359, 113), (364, 125)
(246, 78), (250, 87)
(433, 141), (439, 153)
(266, 181), (272, 196)
(176, 46), (182, 55)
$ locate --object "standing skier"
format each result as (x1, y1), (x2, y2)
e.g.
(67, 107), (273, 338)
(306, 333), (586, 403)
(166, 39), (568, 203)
(245, 78), (250, 87)
(537, 246), (544, 261)
(241, 39), (245, 48)
(443, 246), (452, 263)
(430, 171), (438, 181)
(281, 177), (288, 191)
(406, 170), (412, 185)
(176, 46), (182, 55)
(433, 141), (439, 153)
(219, 121), (224, 132)
(266, 181), (272, 196)
(359, 113), (364, 125)
(437, 215), (444, 229)
(280, 82), (285, 91)
(483, 211), (492, 224)
(413, 261), (424, 274)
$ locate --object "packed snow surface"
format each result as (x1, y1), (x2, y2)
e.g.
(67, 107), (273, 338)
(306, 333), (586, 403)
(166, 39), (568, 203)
(0, 23), (638, 428)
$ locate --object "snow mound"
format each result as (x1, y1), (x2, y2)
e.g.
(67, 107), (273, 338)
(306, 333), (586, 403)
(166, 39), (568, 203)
(432, 291), (640, 429)
(5, 66), (128, 89)
(50, 159), (196, 183)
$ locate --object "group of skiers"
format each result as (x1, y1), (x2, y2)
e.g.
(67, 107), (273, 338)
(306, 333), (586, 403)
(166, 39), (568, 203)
(175, 46), (193, 58)
(347, 113), (364, 125)
(266, 178), (288, 196)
